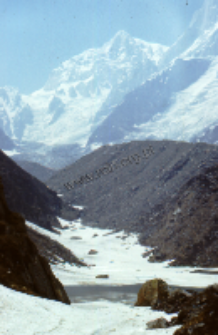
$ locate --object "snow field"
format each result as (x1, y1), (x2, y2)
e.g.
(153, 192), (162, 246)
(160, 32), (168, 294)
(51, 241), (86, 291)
(1, 215), (217, 334)
(26, 217), (218, 287)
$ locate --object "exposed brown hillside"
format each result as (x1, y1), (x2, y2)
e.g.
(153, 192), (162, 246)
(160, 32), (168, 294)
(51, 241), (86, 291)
(0, 176), (70, 304)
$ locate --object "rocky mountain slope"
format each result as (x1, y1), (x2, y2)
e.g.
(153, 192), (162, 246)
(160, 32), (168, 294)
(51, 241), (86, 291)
(47, 139), (218, 266)
(140, 163), (218, 267)
(14, 160), (57, 182)
(27, 226), (86, 266)
(11, 141), (83, 170)
(0, 149), (80, 230)
(0, 176), (70, 303)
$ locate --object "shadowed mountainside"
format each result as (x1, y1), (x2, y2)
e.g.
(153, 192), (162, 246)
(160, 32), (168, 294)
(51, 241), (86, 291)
(140, 163), (218, 267)
(0, 149), (80, 231)
(47, 140), (218, 266)
(13, 160), (57, 183)
(0, 176), (71, 304)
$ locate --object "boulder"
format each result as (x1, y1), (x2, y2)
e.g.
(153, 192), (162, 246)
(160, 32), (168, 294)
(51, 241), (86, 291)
(88, 249), (98, 255)
(137, 278), (218, 335)
(62, 225), (70, 230)
(70, 236), (82, 240)
(141, 250), (153, 258)
(92, 234), (98, 238)
(121, 234), (129, 240)
(135, 278), (169, 307)
(146, 317), (170, 329)
(0, 176), (70, 304)
(96, 274), (109, 279)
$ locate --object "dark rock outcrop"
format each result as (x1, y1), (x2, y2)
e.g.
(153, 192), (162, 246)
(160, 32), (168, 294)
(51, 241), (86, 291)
(135, 279), (169, 307)
(146, 317), (170, 329)
(174, 285), (218, 335)
(135, 279), (194, 313)
(0, 149), (80, 231)
(96, 274), (109, 279)
(70, 236), (82, 240)
(27, 226), (86, 266)
(136, 279), (218, 334)
(88, 249), (98, 255)
(0, 176), (70, 304)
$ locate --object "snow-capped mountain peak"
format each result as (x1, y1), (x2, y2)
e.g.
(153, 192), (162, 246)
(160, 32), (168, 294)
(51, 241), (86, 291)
(1, 1), (218, 169)
(11, 31), (167, 147)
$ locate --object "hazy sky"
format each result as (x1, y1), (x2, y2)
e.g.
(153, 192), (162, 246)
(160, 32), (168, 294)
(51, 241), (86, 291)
(0, 0), (204, 94)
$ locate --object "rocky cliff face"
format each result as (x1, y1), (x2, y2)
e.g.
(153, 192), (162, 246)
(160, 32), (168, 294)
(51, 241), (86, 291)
(0, 176), (70, 304)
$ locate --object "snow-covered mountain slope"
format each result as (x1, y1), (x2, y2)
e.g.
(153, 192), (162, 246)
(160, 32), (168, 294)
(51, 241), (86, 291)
(0, 87), (34, 140)
(87, 0), (218, 149)
(90, 55), (218, 146)
(11, 31), (167, 148)
(87, 57), (212, 147)
(192, 120), (218, 144)
(133, 0), (218, 145)
(1, 0), (218, 169)
(162, 0), (218, 64)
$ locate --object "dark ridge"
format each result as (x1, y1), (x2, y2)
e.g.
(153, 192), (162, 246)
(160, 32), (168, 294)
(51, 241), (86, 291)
(0, 149), (80, 231)
(27, 226), (87, 267)
(0, 176), (70, 304)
